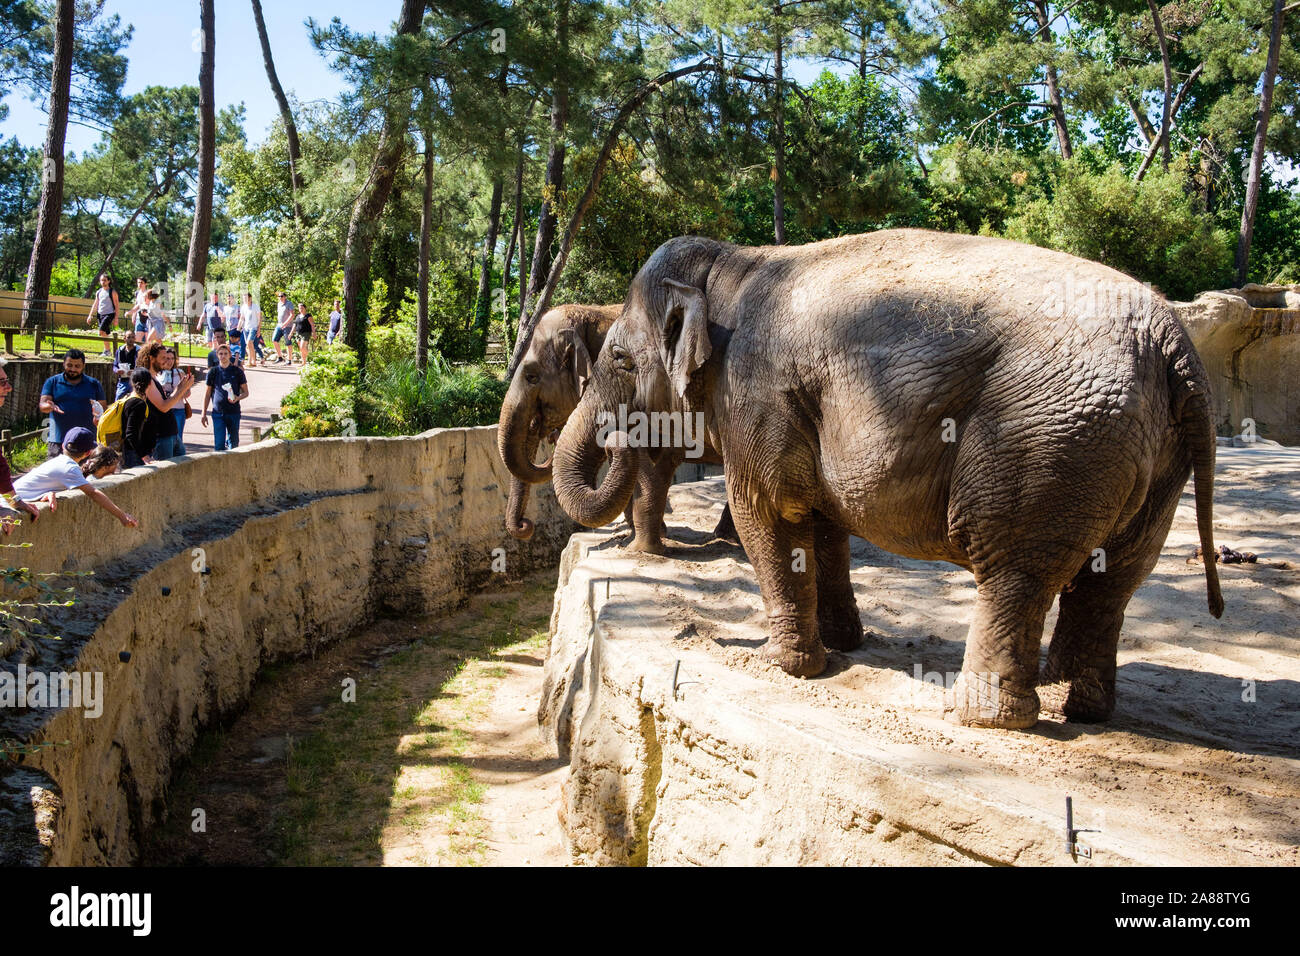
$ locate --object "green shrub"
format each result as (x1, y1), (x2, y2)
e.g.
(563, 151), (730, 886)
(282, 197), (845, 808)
(274, 343), (505, 439)
(1002, 158), (1233, 300)
(276, 344), (359, 438)
(360, 356), (506, 433)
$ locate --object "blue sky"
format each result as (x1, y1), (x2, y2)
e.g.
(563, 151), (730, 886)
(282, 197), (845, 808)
(2, 2), (844, 156)
(0, 0), (395, 153)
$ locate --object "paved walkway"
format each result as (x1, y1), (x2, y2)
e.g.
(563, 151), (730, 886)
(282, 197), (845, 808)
(180, 360), (304, 454)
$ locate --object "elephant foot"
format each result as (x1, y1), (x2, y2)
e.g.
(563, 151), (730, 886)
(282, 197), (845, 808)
(943, 671), (1038, 729)
(817, 610), (863, 652)
(762, 628), (826, 679)
(625, 535), (667, 555)
(1037, 666), (1115, 723)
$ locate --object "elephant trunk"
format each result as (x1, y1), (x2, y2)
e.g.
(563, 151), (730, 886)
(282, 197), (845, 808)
(554, 399), (640, 528)
(498, 385), (552, 484)
(505, 477), (535, 540)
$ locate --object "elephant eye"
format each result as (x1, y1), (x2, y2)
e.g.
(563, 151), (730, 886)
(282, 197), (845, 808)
(610, 346), (635, 372)
(525, 372), (540, 385)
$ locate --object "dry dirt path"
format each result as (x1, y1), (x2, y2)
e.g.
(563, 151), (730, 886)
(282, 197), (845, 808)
(143, 571), (569, 866)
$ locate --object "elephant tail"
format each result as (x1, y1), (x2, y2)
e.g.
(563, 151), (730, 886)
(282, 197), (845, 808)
(1165, 320), (1224, 619)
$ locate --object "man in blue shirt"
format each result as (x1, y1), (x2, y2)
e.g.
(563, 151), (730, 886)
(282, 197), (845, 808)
(202, 344), (249, 451)
(38, 349), (105, 459)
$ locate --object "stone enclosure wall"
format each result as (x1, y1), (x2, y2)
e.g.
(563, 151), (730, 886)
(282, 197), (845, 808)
(1174, 284), (1300, 445)
(0, 426), (574, 865)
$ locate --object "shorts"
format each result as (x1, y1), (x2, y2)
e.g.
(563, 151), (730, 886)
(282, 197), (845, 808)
(148, 318), (166, 339)
(134, 320), (148, 334)
(272, 326), (288, 343)
(98, 312), (116, 334)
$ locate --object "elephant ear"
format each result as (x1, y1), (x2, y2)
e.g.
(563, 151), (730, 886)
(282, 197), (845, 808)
(660, 278), (710, 398)
(555, 327), (592, 396)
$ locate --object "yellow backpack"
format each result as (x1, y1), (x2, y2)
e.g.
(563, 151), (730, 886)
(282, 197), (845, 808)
(96, 396), (147, 450)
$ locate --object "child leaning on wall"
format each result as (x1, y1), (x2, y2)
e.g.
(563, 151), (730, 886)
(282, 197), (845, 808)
(5, 429), (139, 529)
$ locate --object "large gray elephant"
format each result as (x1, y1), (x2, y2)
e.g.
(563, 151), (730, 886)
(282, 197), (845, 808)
(551, 229), (1223, 730)
(498, 303), (734, 551)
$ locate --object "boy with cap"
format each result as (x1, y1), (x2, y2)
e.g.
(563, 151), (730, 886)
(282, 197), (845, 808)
(7, 427), (139, 528)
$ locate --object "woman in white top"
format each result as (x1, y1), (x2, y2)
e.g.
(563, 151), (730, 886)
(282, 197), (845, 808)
(86, 274), (120, 356)
(128, 277), (149, 334)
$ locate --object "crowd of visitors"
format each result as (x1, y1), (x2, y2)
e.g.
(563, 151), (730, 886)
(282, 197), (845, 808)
(0, 285), (346, 532)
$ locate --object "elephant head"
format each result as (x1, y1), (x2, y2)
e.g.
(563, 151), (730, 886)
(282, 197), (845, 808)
(553, 238), (725, 528)
(498, 303), (621, 539)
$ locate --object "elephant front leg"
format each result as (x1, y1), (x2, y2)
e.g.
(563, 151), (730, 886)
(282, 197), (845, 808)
(626, 451), (679, 554)
(728, 490), (824, 678)
(813, 512), (863, 652)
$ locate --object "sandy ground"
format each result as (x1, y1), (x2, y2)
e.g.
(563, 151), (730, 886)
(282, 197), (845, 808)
(470, 654), (570, 866)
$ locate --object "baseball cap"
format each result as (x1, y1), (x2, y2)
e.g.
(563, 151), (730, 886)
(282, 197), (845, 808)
(63, 427), (97, 455)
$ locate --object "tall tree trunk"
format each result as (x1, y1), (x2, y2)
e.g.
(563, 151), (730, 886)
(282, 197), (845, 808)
(514, 0), (570, 367)
(471, 63), (510, 345)
(251, 0), (304, 224)
(501, 140), (525, 352)
(472, 177), (504, 339)
(341, 0), (425, 369)
(1031, 1), (1073, 160)
(417, 136), (433, 373)
(518, 59), (714, 361)
(773, 20), (786, 245)
(1147, 0), (1173, 170)
(185, 0), (216, 322)
(1134, 62), (1203, 183)
(89, 154), (195, 289)
(21, 0), (75, 331)
(1236, 0), (1286, 285)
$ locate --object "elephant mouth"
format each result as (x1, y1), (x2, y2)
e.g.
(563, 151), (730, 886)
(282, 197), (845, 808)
(525, 414), (561, 469)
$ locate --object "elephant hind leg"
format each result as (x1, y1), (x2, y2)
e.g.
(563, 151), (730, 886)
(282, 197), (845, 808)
(947, 569), (1058, 729)
(813, 511), (862, 652)
(1039, 475), (1181, 722)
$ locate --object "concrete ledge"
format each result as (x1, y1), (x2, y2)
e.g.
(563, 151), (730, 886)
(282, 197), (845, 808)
(541, 472), (1300, 866)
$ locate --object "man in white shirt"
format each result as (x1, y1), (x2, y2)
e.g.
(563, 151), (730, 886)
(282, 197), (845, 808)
(8, 428), (138, 528)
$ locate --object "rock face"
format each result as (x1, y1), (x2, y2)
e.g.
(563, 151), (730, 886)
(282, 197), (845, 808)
(540, 474), (1300, 866)
(0, 426), (575, 865)
(1172, 286), (1300, 445)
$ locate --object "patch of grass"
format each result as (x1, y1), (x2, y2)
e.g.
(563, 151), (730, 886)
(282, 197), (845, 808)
(270, 576), (555, 866)
(8, 435), (49, 474)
